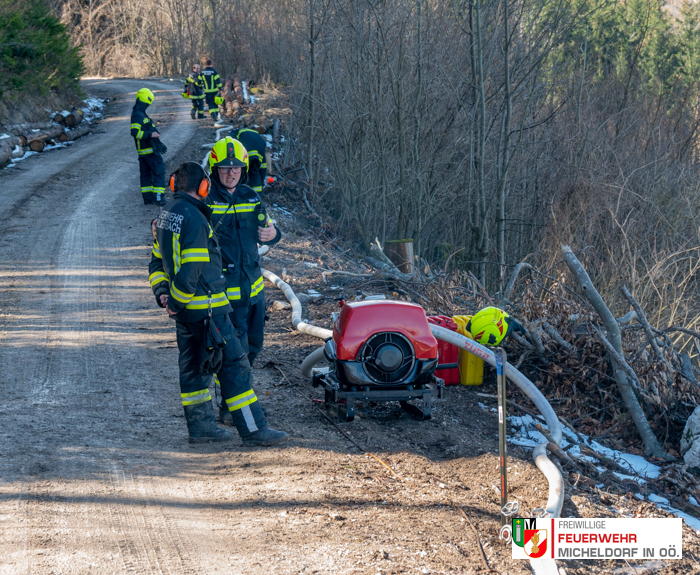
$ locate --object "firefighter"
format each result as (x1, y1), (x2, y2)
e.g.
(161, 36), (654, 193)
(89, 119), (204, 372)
(230, 126), (268, 194)
(149, 161), (288, 446)
(205, 137), (281, 425)
(130, 88), (166, 205)
(200, 59), (222, 121)
(183, 64), (205, 119)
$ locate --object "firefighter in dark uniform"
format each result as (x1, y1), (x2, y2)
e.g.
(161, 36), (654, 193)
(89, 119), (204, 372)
(183, 64), (205, 119)
(201, 59), (222, 121)
(231, 126), (268, 194)
(148, 161), (287, 446)
(205, 137), (281, 425)
(130, 88), (166, 205)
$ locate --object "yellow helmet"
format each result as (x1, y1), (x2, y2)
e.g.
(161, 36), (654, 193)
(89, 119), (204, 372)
(214, 95), (224, 106)
(467, 307), (521, 346)
(208, 136), (248, 172)
(136, 88), (155, 105)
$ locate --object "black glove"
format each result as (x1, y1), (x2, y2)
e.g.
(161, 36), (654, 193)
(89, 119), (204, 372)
(152, 138), (168, 156)
(199, 318), (227, 375)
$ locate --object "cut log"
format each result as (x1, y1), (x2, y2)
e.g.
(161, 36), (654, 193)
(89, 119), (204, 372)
(62, 123), (90, 142)
(26, 126), (65, 152)
(64, 109), (84, 128)
(222, 79), (234, 102)
(53, 112), (66, 124)
(4, 122), (55, 133)
(384, 239), (415, 274)
(0, 136), (25, 165)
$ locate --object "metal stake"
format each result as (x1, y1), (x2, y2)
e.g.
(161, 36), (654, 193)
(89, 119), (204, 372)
(495, 347), (508, 526)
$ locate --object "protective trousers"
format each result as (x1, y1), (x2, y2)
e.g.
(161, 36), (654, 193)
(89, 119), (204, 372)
(204, 93), (219, 120)
(176, 313), (268, 438)
(138, 154), (166, 204)
(229, 298), (266, 367)
(191, 97), (205, 119)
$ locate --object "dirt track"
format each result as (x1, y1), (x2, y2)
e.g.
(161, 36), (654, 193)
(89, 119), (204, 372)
(0, 78), (698, 575)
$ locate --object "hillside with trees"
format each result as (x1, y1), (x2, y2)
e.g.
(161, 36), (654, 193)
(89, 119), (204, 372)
(0, 0), (83, 120)
(50, 0), (700, 334)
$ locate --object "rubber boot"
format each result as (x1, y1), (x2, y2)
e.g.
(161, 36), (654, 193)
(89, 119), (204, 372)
(183, 401), (234, 444)
(212, 112), (219, 122)
(229, 399), (288, 446)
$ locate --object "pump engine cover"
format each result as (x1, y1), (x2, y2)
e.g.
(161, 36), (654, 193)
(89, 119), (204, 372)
(329, 300), (438, 387)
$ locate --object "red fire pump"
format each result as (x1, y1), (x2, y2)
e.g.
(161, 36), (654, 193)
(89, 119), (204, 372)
(311, 299), (445, 421)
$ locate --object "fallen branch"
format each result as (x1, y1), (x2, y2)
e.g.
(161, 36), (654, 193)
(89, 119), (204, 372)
(542, 321), (574, 352)
(620, 285), (673, 374)
(502, 262), (535, 304)
(561, 245), (672, 460)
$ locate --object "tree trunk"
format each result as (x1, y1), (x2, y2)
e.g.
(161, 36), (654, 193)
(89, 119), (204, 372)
(561, 245), (672, 460)
(384, 239), (415, 274)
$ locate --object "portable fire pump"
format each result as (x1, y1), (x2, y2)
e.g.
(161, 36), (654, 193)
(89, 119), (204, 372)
(311, 299), (445, 421)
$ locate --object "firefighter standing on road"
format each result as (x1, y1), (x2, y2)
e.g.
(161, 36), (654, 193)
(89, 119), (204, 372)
(205, 137), (281, 426)
(183, 64), (205, 119)
(130, 88), (166, 205)
(230, 126), (268, 194)
(201, 59), (222, 121)
(148, 161), (287, 446)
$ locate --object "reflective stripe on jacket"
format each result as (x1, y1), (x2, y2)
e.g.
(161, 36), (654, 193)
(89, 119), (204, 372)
(206, 181), (281, 307)
(149, 192), (232, 321)
(130, 101), (157, 156)
(201, 67), (222, 93)
(185, 72), (204, 98)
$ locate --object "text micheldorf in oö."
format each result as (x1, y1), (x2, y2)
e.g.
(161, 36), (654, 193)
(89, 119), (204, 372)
(512, 518), (682, 560)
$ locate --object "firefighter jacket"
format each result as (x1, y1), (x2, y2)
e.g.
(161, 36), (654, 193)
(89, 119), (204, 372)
(130, 101), (159, 156)
(149, 192), (232, 322)
(201, 66), (222, 93)
(185, 72), (204, 98)
(206, 179), (281, 308)
(231, 128), (268, 193)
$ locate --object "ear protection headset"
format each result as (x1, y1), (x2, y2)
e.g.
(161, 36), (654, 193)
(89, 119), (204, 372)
(169, 162), (210, 197)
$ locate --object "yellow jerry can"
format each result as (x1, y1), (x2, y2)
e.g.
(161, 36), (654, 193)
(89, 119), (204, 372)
(452, 315), (485, 386)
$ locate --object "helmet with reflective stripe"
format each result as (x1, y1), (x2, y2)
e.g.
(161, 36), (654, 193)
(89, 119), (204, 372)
(136, 88), (155, 105)
(208, 136), (248, 172)
(214, 95), (224, 106)
(467, 306), (518, 346)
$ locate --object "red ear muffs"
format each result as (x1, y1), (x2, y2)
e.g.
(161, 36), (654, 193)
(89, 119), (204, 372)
(197, 176), (210, 197)
(170, 164), (209, 196)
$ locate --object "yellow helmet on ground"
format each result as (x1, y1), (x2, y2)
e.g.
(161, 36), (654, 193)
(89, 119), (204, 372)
(136, 88), (155, 105)
(214, 95), (224, 106)
(208, 136), (249, 172)
(467, 306), (522, 346)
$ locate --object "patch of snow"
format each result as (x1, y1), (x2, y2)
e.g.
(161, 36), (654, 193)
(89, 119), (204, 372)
(262, 134), (272, 142)
(477, 402), (490, 412)
(648, 493), (669, 505)
(596, 483), (605, 488)
(635, 493), (645, 500)
(304, 262), (318, 268)
(613, 472), (646, 485)
(690, 496), (698, 506)
(0, 134), (10, 140)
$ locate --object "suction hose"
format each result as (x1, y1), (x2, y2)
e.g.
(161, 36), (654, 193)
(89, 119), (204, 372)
(261, 269), (333, 340)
